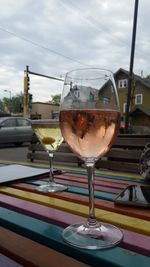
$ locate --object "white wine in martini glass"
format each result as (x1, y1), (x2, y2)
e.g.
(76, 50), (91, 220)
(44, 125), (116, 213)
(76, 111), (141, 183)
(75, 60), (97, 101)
(32, 119), (67, 192)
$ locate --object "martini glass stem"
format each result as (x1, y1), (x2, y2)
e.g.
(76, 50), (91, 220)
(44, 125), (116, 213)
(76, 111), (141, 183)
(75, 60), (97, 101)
(48, 152), (54, 183)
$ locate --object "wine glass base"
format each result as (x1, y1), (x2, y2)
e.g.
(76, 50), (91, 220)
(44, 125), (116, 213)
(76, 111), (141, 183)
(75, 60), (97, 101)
(62, 221), (123, 250)
(36, 183), (68, 193)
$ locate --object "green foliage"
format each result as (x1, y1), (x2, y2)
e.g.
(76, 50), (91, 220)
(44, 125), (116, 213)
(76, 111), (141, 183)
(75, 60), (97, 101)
(2, 92), (24, 113)
(0, 99), (4, 112)
(12, 94), (24, 112)
(143, 75), (150, 83)
(51, 94), (61, 105)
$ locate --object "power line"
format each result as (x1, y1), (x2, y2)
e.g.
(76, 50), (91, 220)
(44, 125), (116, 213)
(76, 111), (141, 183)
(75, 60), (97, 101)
(0, 26), (90, 67)
(60, 0), (130, 47)
(59, 0), (149, 62)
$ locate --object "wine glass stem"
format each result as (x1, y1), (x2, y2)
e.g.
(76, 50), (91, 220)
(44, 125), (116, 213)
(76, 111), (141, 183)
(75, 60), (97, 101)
(48, 152), (54, 183)
(86, 164), (97, 227)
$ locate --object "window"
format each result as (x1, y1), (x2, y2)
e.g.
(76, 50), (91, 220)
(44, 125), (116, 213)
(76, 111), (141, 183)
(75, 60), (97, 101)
(103, 96), (110, 104)
(89, 92), (94, 101)
(123, 103), (127, 113)
(17, 118), (31, 126)
(123, 103), (131, 113)
(1, 118), (16, 127)
(73, 86), (80, 98)
(52, 111), (59, 119)
(135, 94), (143, 105)
(118, 79), (128, 88)
(74, 90), (80, 98)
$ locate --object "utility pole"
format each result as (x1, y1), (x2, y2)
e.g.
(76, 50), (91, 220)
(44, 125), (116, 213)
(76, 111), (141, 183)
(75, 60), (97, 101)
(125, 0), (139, 133)
(23, 65), (30, 117)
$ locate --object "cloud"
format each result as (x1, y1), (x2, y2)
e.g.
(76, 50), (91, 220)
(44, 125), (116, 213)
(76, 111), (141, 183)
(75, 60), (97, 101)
(0, 0), (150, 101)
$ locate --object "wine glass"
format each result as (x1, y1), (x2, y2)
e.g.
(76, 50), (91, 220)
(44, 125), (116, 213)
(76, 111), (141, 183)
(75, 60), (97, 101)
(59, 68), (123, 249)
(31, 119), (67, 192)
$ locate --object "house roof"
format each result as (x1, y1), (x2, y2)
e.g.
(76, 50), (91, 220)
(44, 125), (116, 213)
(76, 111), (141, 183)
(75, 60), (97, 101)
(32, 102), (59, 106)
(114, 68), (150, 89)
(130, 106), (150, 116)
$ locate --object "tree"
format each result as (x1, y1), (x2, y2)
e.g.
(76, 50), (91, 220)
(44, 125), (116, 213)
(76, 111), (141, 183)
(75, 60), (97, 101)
(51, 94), (61, 105)
(2, 92), (24, 113)
(143, 75), (150, 83)
(0, 99), (4, 112)
(3, 97), (11, 113)
(11, 93), (24, 112)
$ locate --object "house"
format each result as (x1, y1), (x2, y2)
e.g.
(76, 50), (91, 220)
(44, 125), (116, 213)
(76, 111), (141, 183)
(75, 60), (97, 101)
(63, 84), (98, 109)
(114, 68), (150, 133)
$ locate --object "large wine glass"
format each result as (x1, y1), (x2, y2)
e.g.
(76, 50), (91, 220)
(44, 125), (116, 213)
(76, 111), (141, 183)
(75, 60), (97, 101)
(31, 119), (67, 192)
(59, 68), (123, 249)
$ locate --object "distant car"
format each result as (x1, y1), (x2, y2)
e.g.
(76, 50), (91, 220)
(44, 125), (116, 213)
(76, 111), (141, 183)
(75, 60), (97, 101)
(119, 121), (125, 134)
(119, 121), (133, 134)
(0, 117), (35, 146)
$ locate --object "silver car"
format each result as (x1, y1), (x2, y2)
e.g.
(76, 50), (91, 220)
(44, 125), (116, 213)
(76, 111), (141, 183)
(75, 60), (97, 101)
(0, 117), (34, 146)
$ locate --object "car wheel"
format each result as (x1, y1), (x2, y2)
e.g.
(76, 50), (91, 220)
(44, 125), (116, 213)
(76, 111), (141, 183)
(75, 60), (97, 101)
(31, 133), (38, 144)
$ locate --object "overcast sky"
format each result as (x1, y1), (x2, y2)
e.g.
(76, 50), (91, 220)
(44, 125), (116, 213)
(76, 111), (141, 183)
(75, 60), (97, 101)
(0, 0), (149, 101)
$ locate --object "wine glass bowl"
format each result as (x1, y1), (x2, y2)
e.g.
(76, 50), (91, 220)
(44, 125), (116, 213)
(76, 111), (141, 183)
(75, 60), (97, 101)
(59, 68), (123, 249)
(31, 119), (67, 192)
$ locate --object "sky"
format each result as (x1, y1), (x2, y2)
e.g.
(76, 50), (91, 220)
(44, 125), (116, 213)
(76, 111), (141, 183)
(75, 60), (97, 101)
(0, 0), (150, 102)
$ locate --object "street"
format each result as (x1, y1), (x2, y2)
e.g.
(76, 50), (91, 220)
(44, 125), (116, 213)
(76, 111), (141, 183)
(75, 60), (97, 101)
(0, 143), (49, 168)
(0, 143), (30, 163)
(0, 143), (50, 169)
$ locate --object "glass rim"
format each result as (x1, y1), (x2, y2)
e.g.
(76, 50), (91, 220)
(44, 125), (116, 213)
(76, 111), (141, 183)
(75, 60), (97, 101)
(61, 67), (120, 111)
(31, 119), (59, 125)
(65, 67), (114, 76)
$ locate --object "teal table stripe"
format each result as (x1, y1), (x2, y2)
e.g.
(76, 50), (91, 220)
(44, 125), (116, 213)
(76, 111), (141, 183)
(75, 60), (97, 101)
(26, 180), (116, 201)
(68, 187), (115, 201)
(66, 169), (144, 183)
(0, 207), (149, 267)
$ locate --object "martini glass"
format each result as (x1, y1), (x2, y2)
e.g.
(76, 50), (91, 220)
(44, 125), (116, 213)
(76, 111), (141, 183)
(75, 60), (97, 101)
(31, 119), (67, 192)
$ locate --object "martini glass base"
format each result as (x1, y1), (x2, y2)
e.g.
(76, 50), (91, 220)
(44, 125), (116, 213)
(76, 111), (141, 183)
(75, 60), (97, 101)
(62, 221), (123, 250)
(36, 182), (68, 192)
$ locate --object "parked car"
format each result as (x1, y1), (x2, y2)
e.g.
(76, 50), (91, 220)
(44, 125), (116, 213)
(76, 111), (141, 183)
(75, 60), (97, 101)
(0, 117), (36, 146)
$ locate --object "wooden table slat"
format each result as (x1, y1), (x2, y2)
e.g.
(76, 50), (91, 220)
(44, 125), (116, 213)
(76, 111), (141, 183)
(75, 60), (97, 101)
(8, 182), (150, 221)
(1, 194), (150, 256)
(1, 208), (150, 267)
(0, 186), (150, 235)
(1, 165), (150, 267)
(0, 227), (89, 267)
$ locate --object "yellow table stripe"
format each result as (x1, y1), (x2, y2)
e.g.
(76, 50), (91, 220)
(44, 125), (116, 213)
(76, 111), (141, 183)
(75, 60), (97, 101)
(1, 186), (149, 236)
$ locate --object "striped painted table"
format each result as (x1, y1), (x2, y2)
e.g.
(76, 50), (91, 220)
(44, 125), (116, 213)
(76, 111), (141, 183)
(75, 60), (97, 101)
(0, 165), (150, 267)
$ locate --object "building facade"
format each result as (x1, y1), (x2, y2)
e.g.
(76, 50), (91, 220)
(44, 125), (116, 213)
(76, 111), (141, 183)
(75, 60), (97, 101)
(30, 70), (150, 133)
(31, 102), (59, 119)
(114, 68), (150, 133)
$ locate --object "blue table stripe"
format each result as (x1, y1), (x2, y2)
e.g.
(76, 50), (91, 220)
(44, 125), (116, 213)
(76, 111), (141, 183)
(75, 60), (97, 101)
(26, 179), (116, 201)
